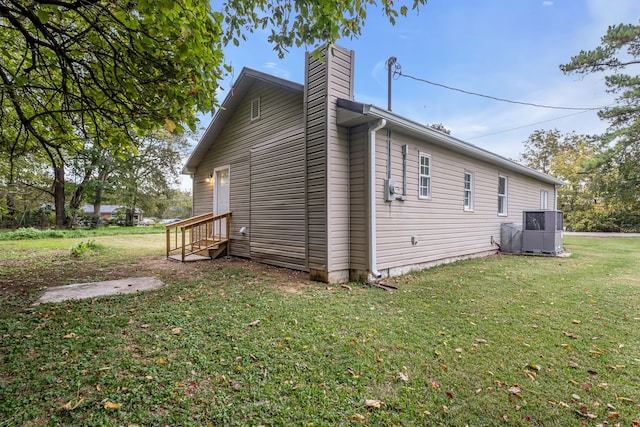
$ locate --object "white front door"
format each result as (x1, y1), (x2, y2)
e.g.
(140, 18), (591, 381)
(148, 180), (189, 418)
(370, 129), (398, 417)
(213, 166), (230, 237)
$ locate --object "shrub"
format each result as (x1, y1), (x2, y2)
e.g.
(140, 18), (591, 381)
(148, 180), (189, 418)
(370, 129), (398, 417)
(69, 240), (103, 257)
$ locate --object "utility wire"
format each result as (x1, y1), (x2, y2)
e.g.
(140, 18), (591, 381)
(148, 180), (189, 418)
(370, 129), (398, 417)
(466, 109), (595, 140)
(397, 71), (604, 111)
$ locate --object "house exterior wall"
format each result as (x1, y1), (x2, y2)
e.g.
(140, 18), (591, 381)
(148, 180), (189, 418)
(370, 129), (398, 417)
(192, 81), (306, 264)
(348, 125), (369, 275)
(368, 128), (557, 277)
(305, 46), (355, 283)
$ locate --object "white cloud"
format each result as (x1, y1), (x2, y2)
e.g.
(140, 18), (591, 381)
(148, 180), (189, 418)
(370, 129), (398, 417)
(263, 62), (291, 79)
(542, 1), (554, 6)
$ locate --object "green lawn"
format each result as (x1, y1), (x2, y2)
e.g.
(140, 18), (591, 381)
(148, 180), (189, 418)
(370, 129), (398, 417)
(0, 235), (639, 426)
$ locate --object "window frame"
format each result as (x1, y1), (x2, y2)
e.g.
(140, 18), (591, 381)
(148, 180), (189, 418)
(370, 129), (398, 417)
(498, 174), (508, 216)
(540, 190), (548, 210)
(418, 152), (432, 200)
(463, 171), (474, 212)
(250, 97), (261, 121)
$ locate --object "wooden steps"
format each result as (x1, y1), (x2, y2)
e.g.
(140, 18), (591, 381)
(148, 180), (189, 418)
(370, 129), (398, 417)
(165, 211), (232, 263)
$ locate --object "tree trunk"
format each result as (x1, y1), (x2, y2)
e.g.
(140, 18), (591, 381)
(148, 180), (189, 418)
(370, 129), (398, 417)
(67, 168), (93, 229)
(5, 182), (16, 229)
(53, 166), (66, 229)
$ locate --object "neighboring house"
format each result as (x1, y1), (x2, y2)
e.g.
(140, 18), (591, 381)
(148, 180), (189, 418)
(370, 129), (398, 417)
(183, 45), (564, 283)
(80, 205), (142, 223)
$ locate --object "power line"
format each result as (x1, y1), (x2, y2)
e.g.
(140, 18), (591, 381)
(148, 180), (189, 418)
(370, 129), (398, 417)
(397, 71), (605, 111)
(465, 109), (595, 140)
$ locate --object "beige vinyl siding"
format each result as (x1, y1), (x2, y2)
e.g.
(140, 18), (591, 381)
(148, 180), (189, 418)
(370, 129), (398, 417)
(348, 125), (369, 271)
(326, 47), (355, 275)
(250, 131), (307, 271)
(305, 51), (328, 272)
(192, 81), (305, 260)
(375, 129), (557, 271)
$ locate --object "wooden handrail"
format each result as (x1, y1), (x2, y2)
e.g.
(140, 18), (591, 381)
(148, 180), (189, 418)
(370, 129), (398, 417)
(166, 211), (232, 262)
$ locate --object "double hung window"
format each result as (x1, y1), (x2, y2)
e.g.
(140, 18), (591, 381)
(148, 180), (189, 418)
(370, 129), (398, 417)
(419, 153), (431, 199)
(498, 174), (508, 216)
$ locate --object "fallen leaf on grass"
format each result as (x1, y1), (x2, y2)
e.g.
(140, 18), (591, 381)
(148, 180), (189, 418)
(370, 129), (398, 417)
(616, 396), (634, 402)
(170, 327), (182, 335)
(574, 409), (596, 419)
(341, 284), (352, 291)
(508, 386), (522, 397)
(351, 413), (366, 422)
(474, 338), (487, 344)
(156, 358), (169, 364)
(103, 401), (120, 410)
(365, 399), (384, 408)
(563, 331), (578, 339)
(608, 412), (620, 419)
(569, 361), (579, 369)
(572, 319), (581, 324)
(59, 397), (85, 411)
(63, 333), (77, 339)
(398, 372), (409, 382)
(248, 320), (260, 327)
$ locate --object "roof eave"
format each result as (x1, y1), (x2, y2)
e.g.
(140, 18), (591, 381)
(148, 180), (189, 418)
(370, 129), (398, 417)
(336, 99), (565, 186)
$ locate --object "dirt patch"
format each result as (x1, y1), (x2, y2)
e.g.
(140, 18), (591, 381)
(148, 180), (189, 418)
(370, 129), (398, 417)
(0, 253), (315, 296)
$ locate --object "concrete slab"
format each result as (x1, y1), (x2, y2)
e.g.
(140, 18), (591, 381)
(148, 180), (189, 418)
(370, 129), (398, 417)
(34, 276), (164, 305)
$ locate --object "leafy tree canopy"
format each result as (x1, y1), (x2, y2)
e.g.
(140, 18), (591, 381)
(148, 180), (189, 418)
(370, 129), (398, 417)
(560, 22), (640, 226)
(1, 0), (426, 157)
(560, 22), (640, 167)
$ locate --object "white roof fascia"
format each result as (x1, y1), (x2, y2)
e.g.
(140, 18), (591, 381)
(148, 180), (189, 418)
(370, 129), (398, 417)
(337, 100), (565, 186)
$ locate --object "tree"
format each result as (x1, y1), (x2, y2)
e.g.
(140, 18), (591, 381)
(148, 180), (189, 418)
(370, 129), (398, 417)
(560, 22), (640, 226)
(519, 129), (564, 175)
(107, 130), (190, 226)
(519, 129), (640, 231)
(1, 0), (426, 156)
(519, 130), (595, 228)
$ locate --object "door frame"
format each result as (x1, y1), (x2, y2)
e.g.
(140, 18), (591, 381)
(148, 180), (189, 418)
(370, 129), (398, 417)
(212, 165), (231, 216)
(212, 165), (230, 237)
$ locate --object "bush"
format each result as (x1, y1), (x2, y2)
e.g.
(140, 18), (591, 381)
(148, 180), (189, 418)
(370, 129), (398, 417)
(69, 240), (103, 257)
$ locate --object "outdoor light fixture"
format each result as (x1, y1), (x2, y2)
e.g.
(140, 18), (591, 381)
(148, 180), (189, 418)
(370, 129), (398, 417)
(206, 172), (214, 183)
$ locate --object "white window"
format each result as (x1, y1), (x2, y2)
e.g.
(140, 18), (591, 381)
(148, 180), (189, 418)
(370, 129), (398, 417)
(463, 172), (474, 211)
(250, 97), (261, 121)
(419, 153), (431, 199)
(540, 190), (548, 209)
(498, 174), (508, 216)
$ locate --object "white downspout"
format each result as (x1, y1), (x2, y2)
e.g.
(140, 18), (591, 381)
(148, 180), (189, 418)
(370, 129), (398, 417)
(368, 119), (386, 280)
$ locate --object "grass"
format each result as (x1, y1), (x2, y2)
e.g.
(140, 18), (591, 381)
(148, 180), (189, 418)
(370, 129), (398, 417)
(0, 235), (639, 426)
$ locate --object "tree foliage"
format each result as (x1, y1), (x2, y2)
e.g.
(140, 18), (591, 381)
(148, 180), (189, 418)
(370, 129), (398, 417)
(1, 0), (225, 154)
(1, 0), (426, 154)
(1, 0), (426, 228)
(520, 129), (640, 232)
(560, 22), (640, 223)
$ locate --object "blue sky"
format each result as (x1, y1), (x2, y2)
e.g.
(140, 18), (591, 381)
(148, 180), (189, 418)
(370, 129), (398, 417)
(195, 0), (640, 164)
